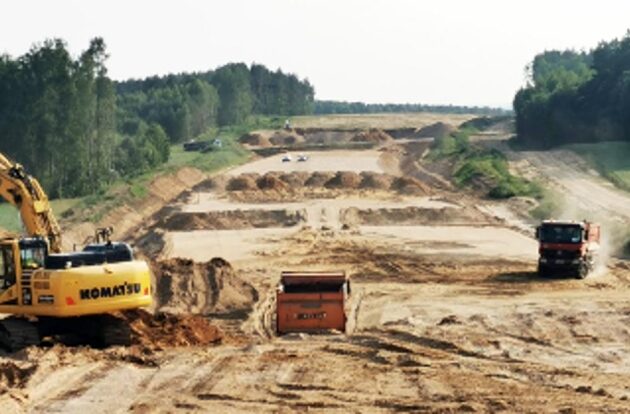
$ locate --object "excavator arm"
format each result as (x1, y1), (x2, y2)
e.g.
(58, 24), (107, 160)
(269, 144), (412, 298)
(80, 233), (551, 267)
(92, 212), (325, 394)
(0, 153), (62, 253)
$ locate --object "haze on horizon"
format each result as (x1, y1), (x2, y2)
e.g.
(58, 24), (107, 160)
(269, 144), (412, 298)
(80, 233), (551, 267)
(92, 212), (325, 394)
(3, 0), (629, 108)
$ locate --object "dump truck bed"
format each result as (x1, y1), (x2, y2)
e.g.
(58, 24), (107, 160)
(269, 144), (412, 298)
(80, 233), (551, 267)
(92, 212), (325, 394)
(276, 271), (349, 334)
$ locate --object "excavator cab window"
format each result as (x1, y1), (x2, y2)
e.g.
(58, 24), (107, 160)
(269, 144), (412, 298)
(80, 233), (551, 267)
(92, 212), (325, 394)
(20, 247), (46, 269)
(0, 244), (16, 290)
(18, 238), (48, 270)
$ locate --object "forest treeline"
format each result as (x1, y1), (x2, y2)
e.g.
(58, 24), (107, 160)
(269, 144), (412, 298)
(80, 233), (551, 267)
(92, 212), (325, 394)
(0, 38), (314, 197)
(116, 63), (315, 142)
(514, 32), (630, 147)
(314, 100), (509, 116)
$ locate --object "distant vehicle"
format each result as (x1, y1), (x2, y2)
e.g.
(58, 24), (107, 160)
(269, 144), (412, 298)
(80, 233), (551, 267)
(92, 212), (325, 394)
(281, 154), (292, 162)
(297, 154), (308, 162)
(183, 140), (209, 152)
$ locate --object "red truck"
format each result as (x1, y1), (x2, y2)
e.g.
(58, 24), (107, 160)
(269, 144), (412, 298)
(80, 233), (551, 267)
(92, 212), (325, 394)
(536, 220), (600, 279)
(276, 271), (350, 334)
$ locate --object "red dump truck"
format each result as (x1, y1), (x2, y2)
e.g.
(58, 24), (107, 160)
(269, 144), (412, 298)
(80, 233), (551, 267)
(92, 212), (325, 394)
(536, 220), (600, 279)
(276, 271), (350, 334)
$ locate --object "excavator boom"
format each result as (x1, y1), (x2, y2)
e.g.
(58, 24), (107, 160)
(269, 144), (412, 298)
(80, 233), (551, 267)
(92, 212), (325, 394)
(0, 153), (62, 252)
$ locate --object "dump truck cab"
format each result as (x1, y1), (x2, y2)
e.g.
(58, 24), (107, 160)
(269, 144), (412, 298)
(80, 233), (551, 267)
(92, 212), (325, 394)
(535, 220), (600, 279)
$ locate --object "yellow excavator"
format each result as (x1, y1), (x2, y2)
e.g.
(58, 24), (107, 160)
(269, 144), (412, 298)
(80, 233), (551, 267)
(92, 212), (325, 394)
(0, 153), (152, 350)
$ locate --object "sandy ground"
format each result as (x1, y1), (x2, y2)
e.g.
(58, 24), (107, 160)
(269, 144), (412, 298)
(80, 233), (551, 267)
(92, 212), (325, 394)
(227, 150), (392, 176)
(3, 124), (630, 413)
(182, 193), (457, 213)
(360, 225), (537, 261)
(478, 133), (630, 227)
(510, 149), (630, 221)
(166, 228), (296, 262)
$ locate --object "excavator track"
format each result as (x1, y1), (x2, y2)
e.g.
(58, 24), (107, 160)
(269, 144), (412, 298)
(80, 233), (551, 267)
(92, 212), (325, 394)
(0, 317), (41, 351)
(37, 314), (133, 348)
(99, 315), (133, 347)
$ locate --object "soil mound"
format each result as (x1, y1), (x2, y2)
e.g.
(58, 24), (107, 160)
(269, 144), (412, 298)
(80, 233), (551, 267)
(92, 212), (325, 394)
(227, 174), (259, 191)
(160, 210), (305, 231)
(279, 171), (310, 188)
(340, 206), (493, 226)
(239, 132), (271, 147)
(391, 176), (432, 195)
(359, 172), (395, 190)
(351, 129), (393, 144)
(256, 173), (288, 191)
(269, 131), (305, 146)
(305, 172), (336, 187)
(384, 128), (417, 139)
(325, 171), (362, 189)
(193, 176), (228, 192)
(416, 122), (456, 139)
(302, 129), (355, 144)
(116, 309), (223, 349)
(152, 257), (258, 315)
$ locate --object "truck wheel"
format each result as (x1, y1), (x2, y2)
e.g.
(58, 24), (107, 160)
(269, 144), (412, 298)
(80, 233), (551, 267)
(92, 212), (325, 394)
(537, 265), (548, 277)
(576, 264), (588, 279)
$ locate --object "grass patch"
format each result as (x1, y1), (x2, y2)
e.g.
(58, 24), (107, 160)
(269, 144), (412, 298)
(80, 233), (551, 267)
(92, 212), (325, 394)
(429, 127), (542, 200)
(528, 190), (562, 220)
(0, 198), (81, 232)
(566, 141), (630, 192)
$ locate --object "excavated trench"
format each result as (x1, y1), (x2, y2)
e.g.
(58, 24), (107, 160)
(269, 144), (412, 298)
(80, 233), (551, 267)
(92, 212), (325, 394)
(157, 209), (307, 231)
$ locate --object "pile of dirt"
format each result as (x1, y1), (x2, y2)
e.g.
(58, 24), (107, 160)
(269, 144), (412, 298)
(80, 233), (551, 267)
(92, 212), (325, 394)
(359, 172), (395, 190)
(193, 175), (229, 192)
(239, 132), (272, 147)
(256, 173), (288, 191)
(350, 129), (394, 144)
(416, 122), (456, 139)
(279, 171), (310, 187)
(152, 257), (258, 316)
(305, 171), (336, 187)
(301, 129), (356, 144)
(115, 309), (223, 349)
(269, 131), (305, 146)
(391, 176), (432, 195)
(227, 174), (260, 191)
(159, 209), (306, 230)
(324, 171), (362, 189)
(340, 206), (495, 226)
(223, 171), (431, 197)
(383, 128), (417, 139)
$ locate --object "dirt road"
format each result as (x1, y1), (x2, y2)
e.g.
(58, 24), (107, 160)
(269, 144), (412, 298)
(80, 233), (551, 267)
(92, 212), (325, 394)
(476, 131), (630, 226)
(228, 149), (395, 176)
(510, 149), (630, 220)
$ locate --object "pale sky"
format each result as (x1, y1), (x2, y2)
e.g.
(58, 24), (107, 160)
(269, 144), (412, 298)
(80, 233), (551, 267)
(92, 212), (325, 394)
(2, 0), (629, 108)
